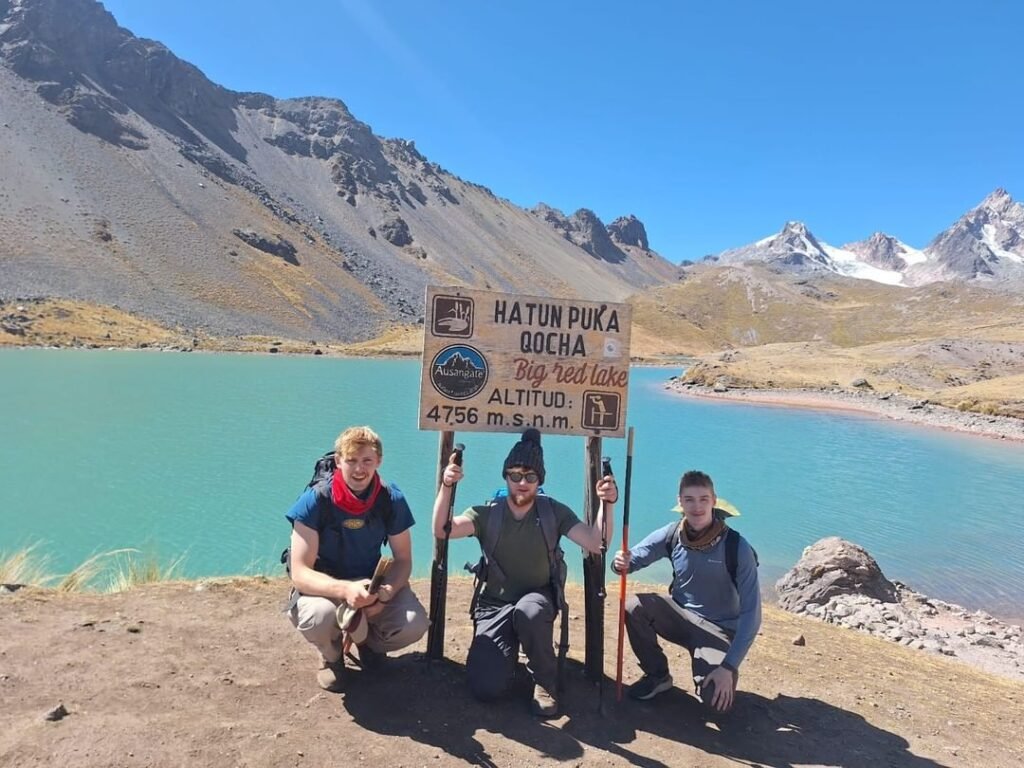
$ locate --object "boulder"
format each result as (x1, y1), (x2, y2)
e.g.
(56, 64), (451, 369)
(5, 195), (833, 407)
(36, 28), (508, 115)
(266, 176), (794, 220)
(232, 229), (298, 265)
(776, 537), (898, 613)
(379, 215), (413, 247)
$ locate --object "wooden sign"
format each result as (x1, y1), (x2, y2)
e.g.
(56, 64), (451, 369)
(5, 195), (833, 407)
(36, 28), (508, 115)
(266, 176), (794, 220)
(419, 286), (632, 437)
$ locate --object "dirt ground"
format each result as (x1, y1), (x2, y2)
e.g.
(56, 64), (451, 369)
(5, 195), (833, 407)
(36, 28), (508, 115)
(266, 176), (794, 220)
(2, 578), (1022, 768)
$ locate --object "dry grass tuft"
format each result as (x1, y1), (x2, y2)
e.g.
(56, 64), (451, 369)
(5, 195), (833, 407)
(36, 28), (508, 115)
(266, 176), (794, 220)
(0, 543), (53, 587)
(0, 545), (188, 592)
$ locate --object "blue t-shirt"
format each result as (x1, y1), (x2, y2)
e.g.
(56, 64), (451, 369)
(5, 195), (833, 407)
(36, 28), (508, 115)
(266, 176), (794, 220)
(286, 481), (414, 580)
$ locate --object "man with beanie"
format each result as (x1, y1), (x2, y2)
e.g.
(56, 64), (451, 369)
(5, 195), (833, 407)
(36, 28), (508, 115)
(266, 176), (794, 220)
(432, 428), (617, 718)
(612, 470), (761, 713)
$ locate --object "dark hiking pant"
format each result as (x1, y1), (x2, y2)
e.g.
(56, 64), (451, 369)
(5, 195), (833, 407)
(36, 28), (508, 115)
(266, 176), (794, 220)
(625, 592), (733, 691)
(467, 589), (556, 700)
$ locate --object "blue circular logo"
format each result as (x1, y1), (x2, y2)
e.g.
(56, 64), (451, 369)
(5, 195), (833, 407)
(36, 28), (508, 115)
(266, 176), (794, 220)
(430, 345), (488, 400)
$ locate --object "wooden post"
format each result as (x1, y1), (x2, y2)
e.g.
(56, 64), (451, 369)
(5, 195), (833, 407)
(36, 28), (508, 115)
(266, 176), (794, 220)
(426, 430), (455, 660)
(582, 435), (604, 681)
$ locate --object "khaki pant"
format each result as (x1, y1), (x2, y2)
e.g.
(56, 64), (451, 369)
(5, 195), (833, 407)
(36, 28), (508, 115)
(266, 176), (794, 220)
(289, 586), (428, 663)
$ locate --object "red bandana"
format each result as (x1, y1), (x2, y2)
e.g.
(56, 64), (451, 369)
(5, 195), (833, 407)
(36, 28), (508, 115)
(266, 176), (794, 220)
(331, 468), (383, 515)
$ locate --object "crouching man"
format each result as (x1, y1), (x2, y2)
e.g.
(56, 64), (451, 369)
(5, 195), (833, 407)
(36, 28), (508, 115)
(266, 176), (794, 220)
(286, 426), (428, 692)
(613, 470), (760, 712)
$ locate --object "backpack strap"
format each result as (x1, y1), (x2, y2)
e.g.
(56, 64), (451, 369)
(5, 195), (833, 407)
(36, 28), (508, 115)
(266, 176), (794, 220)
(533, 495), (569, 692)
(481, 499), (508, 585)
(466, 499), (508, 616)
(535, 496), (559, 572)
(534, 497), (566, 606)
(725, 527), (739, 590)
(666, 518), (684, 592)
(725, 527), (759, 590)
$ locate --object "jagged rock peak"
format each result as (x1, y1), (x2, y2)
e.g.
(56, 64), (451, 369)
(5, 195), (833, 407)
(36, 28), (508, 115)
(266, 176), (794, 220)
(570, 208), (605, 229)
(778, 220), (825, 248)
(607, 215), (649, 250)
(529, 205), (626, 262)
(265, 97), (357, 126)
(569, 209), (626, 262)
(979, 187), (1012, 213)
(1, 0), (245, 157)
(843, 232), (910, 271)
(531, 203), (572, 232)
(844, 231), (900, 252)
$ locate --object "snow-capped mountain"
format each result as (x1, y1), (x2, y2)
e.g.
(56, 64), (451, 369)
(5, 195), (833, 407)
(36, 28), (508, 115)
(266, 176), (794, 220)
(711, 221), (911, 285)
(714, 221), (834, 270)
(926, 188), (1024, 280)
(707, 189), (1024, 288)
(842, 232), (928, 272)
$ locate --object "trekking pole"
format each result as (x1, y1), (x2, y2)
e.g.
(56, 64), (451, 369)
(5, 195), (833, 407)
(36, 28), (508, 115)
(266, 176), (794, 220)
(597, 455), (614, 715)
(616, 427), (634, 702)
(426, 441), (465, 660)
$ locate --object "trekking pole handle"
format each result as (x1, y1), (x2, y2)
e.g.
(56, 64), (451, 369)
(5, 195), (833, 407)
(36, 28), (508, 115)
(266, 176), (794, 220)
(442, 443), (465, 537)
(600, 455), (614, 534)
(598, 456), (613, 600)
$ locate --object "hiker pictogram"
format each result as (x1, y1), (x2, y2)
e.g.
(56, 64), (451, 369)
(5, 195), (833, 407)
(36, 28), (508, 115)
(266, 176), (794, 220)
(581, 391), (620, 431)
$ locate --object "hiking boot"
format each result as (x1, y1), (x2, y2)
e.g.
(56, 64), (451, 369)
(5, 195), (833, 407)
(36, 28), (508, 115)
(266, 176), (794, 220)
(531, 684), (559, 718)
(628, 673), (673, 701)
(316, 658), (346, 693)
(356, 643), (386, 672)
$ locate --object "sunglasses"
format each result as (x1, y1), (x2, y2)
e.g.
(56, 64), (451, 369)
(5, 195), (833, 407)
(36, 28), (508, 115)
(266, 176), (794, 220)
(506, 471), (540, 484)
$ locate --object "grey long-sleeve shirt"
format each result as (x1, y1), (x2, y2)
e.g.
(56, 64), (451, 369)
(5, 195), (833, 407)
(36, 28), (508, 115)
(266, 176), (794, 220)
(625, 521), (762, 670)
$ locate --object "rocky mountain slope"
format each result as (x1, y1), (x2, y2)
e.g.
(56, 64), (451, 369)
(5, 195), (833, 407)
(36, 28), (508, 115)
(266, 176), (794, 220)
(0, 0), (679, 342)
(709, 189), (1024, 288)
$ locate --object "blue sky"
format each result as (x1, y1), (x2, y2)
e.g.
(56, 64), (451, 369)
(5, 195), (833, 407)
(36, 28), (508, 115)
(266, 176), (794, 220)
(100, 0), (1023, 261)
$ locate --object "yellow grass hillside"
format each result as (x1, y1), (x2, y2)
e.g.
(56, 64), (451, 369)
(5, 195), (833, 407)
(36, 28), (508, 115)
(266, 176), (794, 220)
(628, 265), (1024, 417)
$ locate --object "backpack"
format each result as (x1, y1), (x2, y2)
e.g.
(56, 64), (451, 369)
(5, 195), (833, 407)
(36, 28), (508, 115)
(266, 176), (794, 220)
(280, 452), (394, 577)
(465, 495), (570, 689)
(667, 518), (758, 592)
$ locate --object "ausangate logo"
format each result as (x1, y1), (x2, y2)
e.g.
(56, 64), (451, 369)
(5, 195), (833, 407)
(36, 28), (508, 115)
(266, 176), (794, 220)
(430, 345), (488, 400)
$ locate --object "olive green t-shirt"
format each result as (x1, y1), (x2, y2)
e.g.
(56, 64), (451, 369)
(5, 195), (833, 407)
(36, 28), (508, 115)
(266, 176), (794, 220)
(463, 497), (581, 604)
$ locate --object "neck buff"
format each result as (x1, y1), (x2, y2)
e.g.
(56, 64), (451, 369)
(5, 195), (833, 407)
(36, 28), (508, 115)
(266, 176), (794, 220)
(682, 517), (727, 551)
(331, 468), (383, 515)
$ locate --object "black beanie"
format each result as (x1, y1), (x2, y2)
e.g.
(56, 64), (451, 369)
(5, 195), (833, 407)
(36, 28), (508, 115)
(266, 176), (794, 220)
(503, 428), (545, 484)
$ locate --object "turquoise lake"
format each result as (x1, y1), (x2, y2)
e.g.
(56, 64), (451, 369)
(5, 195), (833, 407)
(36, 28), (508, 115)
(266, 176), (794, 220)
(2, 348), (1023, 621)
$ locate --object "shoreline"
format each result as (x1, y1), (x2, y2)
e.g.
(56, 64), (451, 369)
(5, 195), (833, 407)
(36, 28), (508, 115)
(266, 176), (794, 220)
(667, 381), (1024, 443)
